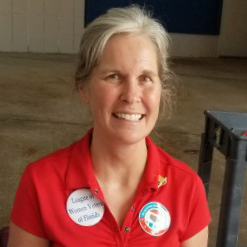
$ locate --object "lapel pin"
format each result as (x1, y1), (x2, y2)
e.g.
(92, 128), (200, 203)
(158, 175), (167, 188)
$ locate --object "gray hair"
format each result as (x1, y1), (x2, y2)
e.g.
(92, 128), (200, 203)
(75, 5), (176, 119)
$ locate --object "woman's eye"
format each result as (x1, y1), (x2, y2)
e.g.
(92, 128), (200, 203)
(108, 74), (120, 80)
(141, 76), (152, 83)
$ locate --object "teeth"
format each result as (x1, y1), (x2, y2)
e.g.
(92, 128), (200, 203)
(115, 113), (142, 122)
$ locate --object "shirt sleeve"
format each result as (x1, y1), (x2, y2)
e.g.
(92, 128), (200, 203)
(180, 175), (211, 242)
(10, 165), (49, 239)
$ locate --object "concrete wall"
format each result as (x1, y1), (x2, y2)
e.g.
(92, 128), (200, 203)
(0, 0), (245, 57)
(0, 0), (85, 53)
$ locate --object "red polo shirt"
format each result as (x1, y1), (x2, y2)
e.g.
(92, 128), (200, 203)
(11, 129), (211, 247)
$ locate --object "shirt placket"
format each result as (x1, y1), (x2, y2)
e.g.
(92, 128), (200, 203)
(119, 204), (136, 246)
(90, 184), (125, 247)
(89, 174), (158, 247)
(120, 185), (154, 247)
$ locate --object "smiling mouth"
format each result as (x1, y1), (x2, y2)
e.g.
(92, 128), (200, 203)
(113, 113), (144, 122)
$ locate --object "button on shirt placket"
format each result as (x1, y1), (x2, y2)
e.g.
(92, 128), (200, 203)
(121, 187), (153, 246)
(117, 203), (137, 246)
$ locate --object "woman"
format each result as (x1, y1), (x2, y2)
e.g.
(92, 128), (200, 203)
(8, 6), (211, 247)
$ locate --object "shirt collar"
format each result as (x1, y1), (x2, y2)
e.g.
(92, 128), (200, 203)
(143, 135), (160, 190)
(65, 129), (161, 191)
(65, 128), (97, 190)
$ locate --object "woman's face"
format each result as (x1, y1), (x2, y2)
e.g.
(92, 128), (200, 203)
(81, 34), (161, 145)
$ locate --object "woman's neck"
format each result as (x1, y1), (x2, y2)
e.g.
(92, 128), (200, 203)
(90, 130), (148, 186)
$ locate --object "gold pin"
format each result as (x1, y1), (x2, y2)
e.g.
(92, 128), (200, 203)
(158, 175), (167, 188)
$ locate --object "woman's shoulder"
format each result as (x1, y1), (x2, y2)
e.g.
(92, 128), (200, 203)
(156, 145), (199, 180)
(25, 139), (81, 177)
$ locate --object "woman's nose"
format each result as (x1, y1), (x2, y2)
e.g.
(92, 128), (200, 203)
(120, 80), (141, 104)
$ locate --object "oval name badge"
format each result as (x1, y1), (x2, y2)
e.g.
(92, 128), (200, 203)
(139, 202), (171, 236)
(67, 189), (104, 226)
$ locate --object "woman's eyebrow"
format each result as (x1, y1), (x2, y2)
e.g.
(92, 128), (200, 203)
(141, 69), (159, 77)
(98, 68), (158, 77)
(99, 69), (121, 75)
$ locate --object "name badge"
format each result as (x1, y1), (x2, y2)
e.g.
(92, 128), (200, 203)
(139, 202), (171, 236)
(67, 189), (104, 226)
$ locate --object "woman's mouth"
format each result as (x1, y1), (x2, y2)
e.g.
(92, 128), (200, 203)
(113, 113), (144, 122)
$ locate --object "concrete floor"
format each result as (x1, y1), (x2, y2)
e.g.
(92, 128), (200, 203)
(0, 52), (247, 246)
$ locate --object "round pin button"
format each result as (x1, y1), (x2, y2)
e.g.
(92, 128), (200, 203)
(67, 189), (104, 226)
(139, 202), (171, 236)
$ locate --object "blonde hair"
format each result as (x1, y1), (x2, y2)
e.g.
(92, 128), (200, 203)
(75, 5), (176, 119)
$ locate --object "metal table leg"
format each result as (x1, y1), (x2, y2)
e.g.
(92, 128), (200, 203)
(216, 158), (247, 247)
(198, 133), (214, 197)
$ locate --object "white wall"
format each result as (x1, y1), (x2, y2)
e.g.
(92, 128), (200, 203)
(0, 0), (218, 57)
(0, 0), (245, 57)
(0, 0), (85, 53)
(169, 34), (218, 57)
(218, 0), (247, 57)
